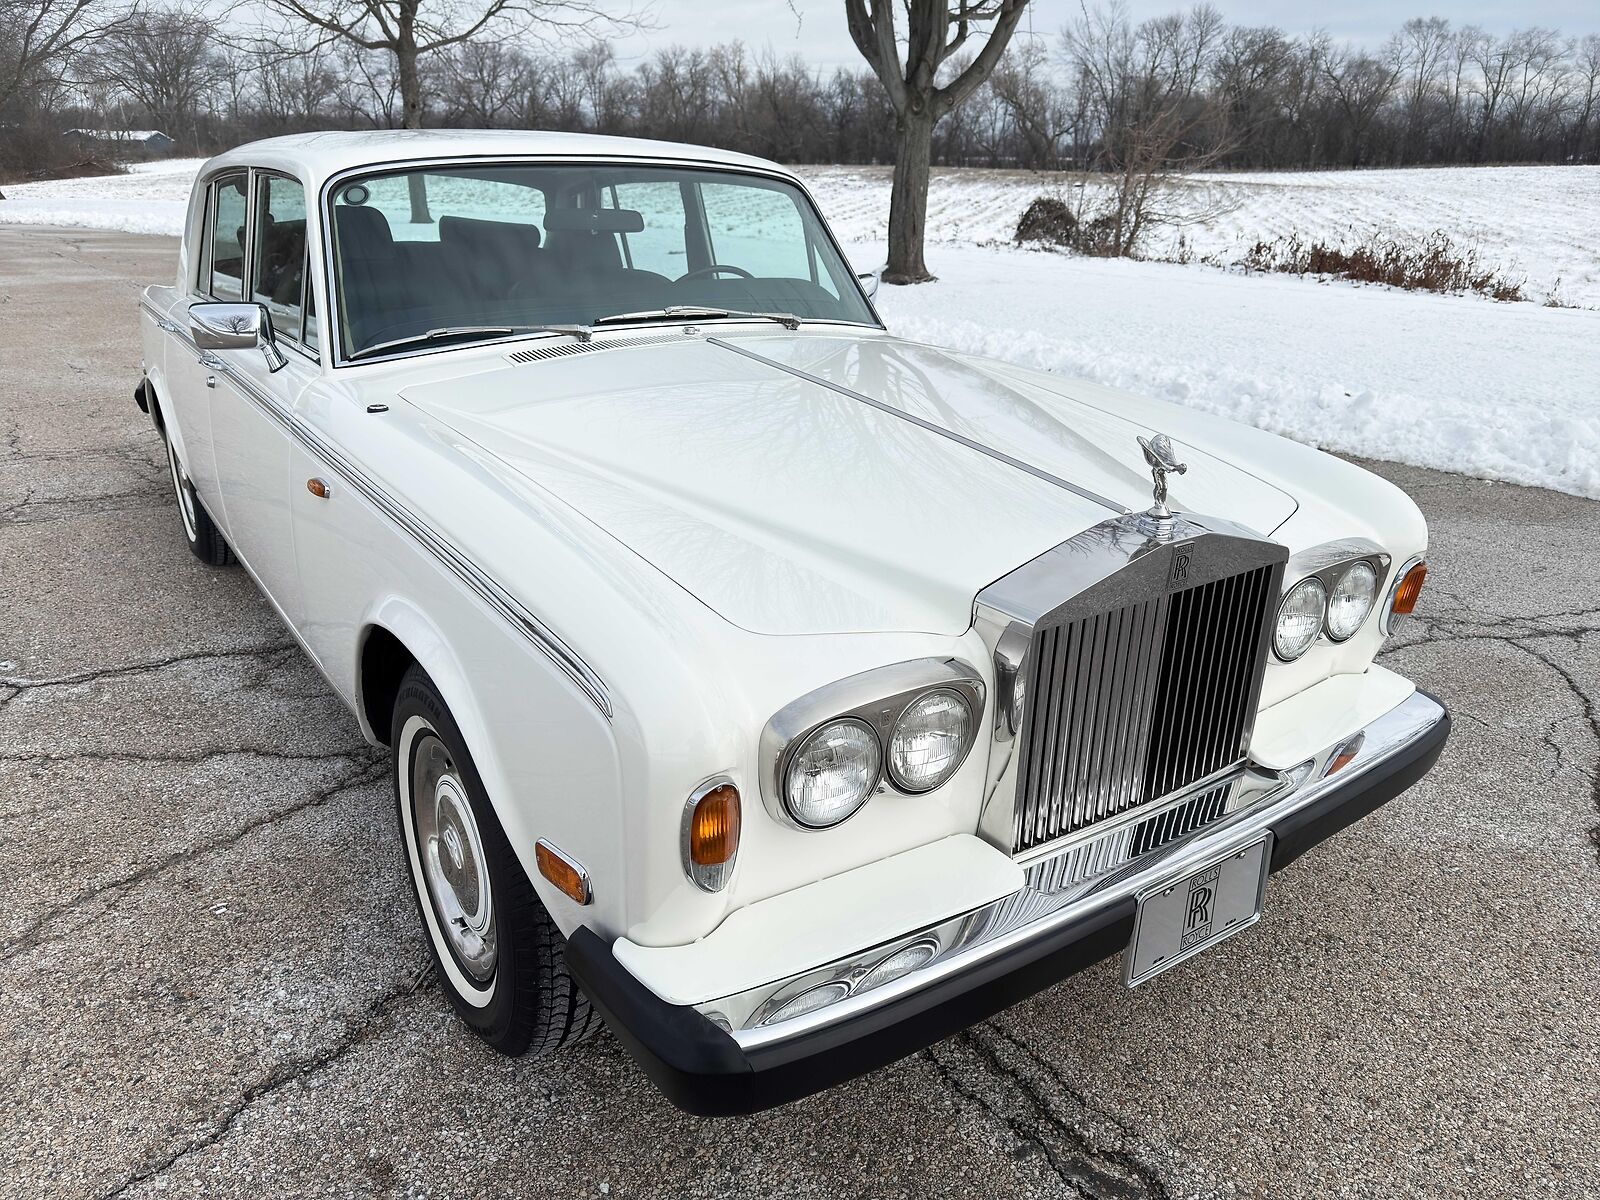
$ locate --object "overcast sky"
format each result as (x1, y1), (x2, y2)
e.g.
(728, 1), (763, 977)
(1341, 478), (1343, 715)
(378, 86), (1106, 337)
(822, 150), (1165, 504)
(609, 2), (1600, 71)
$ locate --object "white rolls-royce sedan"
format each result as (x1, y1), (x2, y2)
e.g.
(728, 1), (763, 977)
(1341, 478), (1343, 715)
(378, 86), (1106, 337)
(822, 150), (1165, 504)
(135, 130), (1449, 1115)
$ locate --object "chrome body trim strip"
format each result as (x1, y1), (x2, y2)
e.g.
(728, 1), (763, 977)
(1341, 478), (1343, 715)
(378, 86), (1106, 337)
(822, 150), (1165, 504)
(138, 298), (614, 718)
(315, 155), (884, 367)
(696, 687), (1445, 1046)
(706, 337), (1127, 516)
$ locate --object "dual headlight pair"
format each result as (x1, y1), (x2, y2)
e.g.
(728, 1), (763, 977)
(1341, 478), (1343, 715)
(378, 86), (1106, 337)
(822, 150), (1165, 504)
(766, 662), (985, 831)
(1273, 557), (1380, 661)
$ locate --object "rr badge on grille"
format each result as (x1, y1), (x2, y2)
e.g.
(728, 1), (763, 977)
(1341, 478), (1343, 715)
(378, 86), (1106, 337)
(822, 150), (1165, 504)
(1168, 541), (1194, 588)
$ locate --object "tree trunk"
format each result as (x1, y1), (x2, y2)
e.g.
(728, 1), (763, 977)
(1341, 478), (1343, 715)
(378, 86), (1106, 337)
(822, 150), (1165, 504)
(395, 34), (433, 224)
(397, 40), (422, 129)
(885, 107), (935, 284)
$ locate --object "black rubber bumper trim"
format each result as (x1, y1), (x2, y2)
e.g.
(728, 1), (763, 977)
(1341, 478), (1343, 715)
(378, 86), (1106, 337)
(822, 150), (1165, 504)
(568, 691), (1451, 1118)
(1268, 688), (1451, 874)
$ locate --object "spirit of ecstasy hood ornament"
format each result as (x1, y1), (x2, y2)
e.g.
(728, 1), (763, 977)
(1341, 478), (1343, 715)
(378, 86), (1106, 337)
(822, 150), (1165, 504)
(1137, 433), (1188, 532)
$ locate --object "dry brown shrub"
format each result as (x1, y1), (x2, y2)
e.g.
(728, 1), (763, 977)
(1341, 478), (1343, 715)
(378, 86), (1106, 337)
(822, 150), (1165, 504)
(1240, 231), (1526, 302)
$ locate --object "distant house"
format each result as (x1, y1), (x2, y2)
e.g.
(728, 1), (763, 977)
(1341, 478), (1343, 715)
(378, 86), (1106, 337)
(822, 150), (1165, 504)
(61, 129), (177, 155)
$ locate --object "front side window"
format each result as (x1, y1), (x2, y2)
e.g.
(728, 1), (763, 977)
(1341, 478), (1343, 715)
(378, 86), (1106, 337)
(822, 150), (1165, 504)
(252, 174), (308, 341)
(327, 163), (875, 360)
(207, 173), (248, 301)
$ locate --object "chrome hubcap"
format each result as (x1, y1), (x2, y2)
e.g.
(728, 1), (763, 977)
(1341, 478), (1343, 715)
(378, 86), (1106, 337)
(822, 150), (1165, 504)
(166, 437), (197, 541)
(412, 734), (496, 983)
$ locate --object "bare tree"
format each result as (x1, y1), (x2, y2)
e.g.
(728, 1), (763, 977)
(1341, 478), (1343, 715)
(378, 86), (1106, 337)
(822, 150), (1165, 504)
(844, 0), (1029, 283)
(1394, 17), (1450, 161)
(437, 38), (527, 125)
(88, 2), (218, 143)
(0, 0), (131, 116)
(263, 0), (630, 130)
(1063, 3), (1234, 256)
(1321, 46), (1399, 166)
(989, 37), (1075, 167)
(1573, 34), (1600, 160)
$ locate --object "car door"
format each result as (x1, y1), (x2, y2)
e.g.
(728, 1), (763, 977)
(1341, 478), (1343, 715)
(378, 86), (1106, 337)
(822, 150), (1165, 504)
(205, 169), (315, 624)
(162, 169), (252, 515)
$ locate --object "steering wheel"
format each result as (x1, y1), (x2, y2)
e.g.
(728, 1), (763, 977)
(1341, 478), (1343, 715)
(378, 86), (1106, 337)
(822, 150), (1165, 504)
(679, 264), (753, 282)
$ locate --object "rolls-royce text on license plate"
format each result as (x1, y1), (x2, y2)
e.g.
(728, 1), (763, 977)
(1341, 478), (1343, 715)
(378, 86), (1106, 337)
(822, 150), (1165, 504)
(1124, 834), (1273, 986)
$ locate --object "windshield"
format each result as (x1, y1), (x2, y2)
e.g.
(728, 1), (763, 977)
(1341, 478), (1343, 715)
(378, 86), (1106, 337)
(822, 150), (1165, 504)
(326, 162), (876, 360)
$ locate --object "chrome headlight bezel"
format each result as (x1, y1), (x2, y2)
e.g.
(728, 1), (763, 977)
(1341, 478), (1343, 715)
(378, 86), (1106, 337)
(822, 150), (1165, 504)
(760, 659), (985, 831)
(1273, 540), (1393, 662)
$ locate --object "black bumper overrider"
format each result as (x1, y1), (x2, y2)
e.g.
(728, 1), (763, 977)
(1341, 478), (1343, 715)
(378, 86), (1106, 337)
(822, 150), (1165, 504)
(566, 690), (1451, 1118)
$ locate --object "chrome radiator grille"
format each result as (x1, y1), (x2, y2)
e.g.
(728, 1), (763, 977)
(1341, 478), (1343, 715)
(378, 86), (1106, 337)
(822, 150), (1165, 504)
(1011, 563), (1275, 854)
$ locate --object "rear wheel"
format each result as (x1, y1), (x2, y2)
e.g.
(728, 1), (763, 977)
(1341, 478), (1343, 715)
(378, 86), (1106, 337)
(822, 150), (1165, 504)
(392, 663), (599, 1055)
(162, 426), (233, 566)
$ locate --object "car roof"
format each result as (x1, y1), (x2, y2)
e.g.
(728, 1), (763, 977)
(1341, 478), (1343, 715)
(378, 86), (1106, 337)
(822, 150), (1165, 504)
(198, 129), (799, 193)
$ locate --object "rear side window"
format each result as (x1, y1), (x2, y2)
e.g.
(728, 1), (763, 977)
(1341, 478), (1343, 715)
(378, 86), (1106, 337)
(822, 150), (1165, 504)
(207, 173), (248, 301)
(252, 174), (308, 341)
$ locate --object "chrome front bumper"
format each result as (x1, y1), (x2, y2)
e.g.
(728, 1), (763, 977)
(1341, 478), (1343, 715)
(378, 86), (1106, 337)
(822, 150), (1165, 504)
(567, 686), (1451, 1116)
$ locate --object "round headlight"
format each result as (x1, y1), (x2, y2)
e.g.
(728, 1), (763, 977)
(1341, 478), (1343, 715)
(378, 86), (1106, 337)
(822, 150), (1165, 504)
(1275, 576), (1327, 661)
(784, 718), (880, 827)
(888, 688), (973, 793)
(1326, 561), (1377, 641)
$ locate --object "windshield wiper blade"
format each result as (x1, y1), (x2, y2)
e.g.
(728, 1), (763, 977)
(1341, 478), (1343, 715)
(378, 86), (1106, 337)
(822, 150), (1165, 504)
(593, 305), (802, 331)
(349, 323), (592, 361)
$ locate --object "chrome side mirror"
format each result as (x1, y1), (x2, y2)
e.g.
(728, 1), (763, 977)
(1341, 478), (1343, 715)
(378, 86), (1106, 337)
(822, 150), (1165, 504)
(856, 270), (880, 300)
(189, 302), (288, 372)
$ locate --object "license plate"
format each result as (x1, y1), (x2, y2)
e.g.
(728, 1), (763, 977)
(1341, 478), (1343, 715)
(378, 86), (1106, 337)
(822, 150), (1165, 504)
(1124, 834), (1272, 986)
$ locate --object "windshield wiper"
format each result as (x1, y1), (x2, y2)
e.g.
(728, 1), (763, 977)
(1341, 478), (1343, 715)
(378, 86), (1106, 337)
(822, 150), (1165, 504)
(349, 323), (592, 361)
(593, 305), (802, 331)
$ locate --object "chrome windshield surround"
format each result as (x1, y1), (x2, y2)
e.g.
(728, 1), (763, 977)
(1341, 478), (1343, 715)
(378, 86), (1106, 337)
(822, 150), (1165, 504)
(973, 511), (1287, 857)
(758, 658), (985, 830)
(698, 687), (1445, 1047)
(316, 155), (884, 368)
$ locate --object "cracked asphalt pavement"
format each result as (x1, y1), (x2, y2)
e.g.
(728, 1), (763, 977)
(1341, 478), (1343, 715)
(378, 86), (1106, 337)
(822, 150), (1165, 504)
(2, 225), (1597, 1199)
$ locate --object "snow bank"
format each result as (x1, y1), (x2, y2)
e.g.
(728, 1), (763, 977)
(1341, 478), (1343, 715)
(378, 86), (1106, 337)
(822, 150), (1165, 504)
(853, 240), (1600, 500)
(0, 158), (201, 236)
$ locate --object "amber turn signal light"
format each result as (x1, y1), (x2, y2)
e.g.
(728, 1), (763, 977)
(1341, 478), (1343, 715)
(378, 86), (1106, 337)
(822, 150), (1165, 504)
(689, 784), (740, 865)
(1390, 560), (1427, 615)
(535, 839), (590, 905)
(684, 783), (741, 892)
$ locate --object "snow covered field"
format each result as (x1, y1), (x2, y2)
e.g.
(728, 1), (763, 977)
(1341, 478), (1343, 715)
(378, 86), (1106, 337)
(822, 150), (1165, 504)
(805, 163), (1600, 308)
(3, 157), (1596, 498)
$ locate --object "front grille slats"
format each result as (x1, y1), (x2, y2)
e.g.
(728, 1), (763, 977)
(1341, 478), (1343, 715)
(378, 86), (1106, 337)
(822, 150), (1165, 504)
(1011, 562), (1275, 855)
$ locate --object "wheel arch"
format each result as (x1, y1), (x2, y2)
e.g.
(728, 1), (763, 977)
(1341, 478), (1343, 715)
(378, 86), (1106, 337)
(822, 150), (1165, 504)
(354, 602), (490, 751)
(353, 595), (627, 937)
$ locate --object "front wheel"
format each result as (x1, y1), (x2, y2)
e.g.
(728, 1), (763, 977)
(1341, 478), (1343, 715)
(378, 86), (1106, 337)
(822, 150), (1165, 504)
(392, 663), (599, 1056)
(162, 426), (233, 566)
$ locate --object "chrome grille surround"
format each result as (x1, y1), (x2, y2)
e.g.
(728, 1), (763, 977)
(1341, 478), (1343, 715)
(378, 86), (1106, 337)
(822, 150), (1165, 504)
(975, 512), (1287, 858)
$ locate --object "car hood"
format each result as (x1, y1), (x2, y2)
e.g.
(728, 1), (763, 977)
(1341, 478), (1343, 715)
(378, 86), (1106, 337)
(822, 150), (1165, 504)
(399, 331), (1296, 636)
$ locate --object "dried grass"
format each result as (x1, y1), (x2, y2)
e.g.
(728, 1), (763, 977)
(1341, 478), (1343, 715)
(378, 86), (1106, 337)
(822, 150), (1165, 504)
(1237, 231), (1526, 302)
